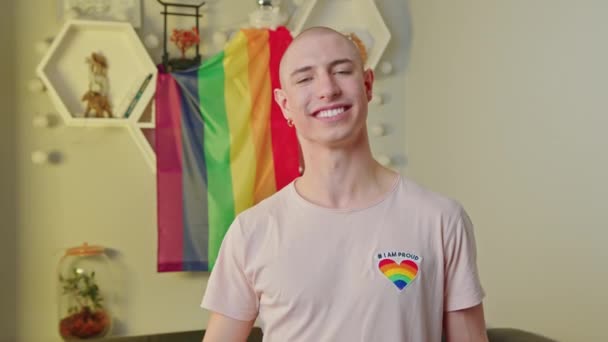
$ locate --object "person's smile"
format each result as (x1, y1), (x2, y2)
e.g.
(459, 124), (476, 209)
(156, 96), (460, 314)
(310, 104), (352, 122)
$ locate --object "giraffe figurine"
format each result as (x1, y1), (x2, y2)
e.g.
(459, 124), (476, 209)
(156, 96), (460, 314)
(81, 52), (113, 118)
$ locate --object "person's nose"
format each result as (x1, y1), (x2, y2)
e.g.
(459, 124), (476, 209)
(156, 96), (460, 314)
(315, 72), (341, 100)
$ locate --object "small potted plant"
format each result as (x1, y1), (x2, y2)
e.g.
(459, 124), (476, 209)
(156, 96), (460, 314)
(169, 26), (201, 70)
(58, 268), (111, 340)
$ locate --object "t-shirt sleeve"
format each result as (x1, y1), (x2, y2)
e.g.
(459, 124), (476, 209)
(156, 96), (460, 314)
(201, 217), (259, 321)
(443, 205), (486, 312)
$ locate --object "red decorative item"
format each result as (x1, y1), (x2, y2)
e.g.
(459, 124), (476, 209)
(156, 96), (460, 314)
(57, 243), (115, 340)
(170, 26), (201, 59)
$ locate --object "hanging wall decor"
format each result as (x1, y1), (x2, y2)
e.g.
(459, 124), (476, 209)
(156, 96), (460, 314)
(157, 0), (206, 72)
(155, 27), (301, 272)
(36, 20), (157, 127)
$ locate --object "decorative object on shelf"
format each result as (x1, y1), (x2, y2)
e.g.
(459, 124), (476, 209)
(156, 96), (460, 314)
(289, 0), (390, 70)
(36, 19), (157, 127)
(82, 51), (112, 116)
(155, 27), (300, 272)
(82, 52), (113, 118)
(58, 0), (142, 28)
(123, 73), (153, 118)
(249, 0), (288, 29)
(82, 91), (113, 118)
(157, 0), (206, 71)
(57, 242), (115, 340)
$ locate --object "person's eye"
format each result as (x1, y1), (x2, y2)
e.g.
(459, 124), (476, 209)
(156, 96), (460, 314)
(334, 69), (352, 75)
(296, 77), (312, 84)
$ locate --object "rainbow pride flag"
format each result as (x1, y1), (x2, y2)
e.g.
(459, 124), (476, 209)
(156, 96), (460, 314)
(155, 27), (300, 272)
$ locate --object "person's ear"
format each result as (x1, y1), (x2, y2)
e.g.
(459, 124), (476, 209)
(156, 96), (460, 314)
(274, 88), (291, 120)
(363, 68), (374, 101)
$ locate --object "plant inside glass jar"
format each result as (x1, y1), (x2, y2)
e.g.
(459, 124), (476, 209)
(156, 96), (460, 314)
(59, 268), (110, 339)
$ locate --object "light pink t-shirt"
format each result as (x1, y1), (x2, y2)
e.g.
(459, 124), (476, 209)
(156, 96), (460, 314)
(201, 175), (485, 341)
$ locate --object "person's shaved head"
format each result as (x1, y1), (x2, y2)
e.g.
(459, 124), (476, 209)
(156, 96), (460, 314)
(279, 27), (365, 86)
(272, 25), (375, 150)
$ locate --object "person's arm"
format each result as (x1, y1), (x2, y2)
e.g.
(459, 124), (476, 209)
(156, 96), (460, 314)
(443, 303), (489, 342)
(442, 205), (488, 342)
(200, 218), (259, 341)
(202, 312), (255, 342)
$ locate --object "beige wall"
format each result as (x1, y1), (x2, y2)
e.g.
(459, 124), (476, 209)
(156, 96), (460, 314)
(12, 1), (257, 341)
(0, 0), (17, 341)
(404, 1), (607, 341)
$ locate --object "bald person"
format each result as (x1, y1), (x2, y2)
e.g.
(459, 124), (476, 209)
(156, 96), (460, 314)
(201, 26), (489, 342)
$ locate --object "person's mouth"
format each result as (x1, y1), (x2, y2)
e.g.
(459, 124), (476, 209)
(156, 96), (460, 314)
(312, 105), (352, 121)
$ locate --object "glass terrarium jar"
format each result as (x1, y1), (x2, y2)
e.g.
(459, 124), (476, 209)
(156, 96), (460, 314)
(57, 243), (114, 340)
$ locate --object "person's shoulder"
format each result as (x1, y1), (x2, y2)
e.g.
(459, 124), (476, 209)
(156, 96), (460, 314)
(233, 181), (295, 233)
(399, 175), (465, 218)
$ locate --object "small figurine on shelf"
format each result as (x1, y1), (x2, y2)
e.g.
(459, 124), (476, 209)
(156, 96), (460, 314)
(169, 26), (201, 70)
(82, 52), (113, 118)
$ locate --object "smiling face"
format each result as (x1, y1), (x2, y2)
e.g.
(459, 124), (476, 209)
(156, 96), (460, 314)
(274, 27), (374, 149)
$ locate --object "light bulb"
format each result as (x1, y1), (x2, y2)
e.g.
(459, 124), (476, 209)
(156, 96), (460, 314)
(370, 124), (386, 137)
(28, 79), (45, 93)
(370, 93), (383, 105)
(200, 42), (211, 55)
(34, 37), (53, 55)
(258, 0), (281, 7)
(32, 150), (62, 164)
(31, 151), (49, 164)
(376, 155), (391, 167)
(145, 34), (160, 49)
(380, 61), (393, 75)
(32, 114), (51, 128)
(212, 31), (227, 47)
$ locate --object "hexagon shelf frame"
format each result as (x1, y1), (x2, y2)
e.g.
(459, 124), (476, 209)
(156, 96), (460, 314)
(127, 101), (157, 173)
(289, 0), (391, 70)
(37, 19), (157, 128)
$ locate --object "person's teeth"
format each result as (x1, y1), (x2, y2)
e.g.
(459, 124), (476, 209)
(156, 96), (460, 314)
(317, 107), (345, 118)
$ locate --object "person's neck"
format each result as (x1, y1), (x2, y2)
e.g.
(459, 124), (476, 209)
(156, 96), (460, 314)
(295, 141), (398, 210)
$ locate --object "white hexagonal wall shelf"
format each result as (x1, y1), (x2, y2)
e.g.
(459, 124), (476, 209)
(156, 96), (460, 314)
(289, 0), (391, 70)
(127, 101), (157, 173)
(36, 19), (157, 127)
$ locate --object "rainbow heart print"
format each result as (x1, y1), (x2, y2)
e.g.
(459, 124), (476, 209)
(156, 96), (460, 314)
(378, 255), (420, 291)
